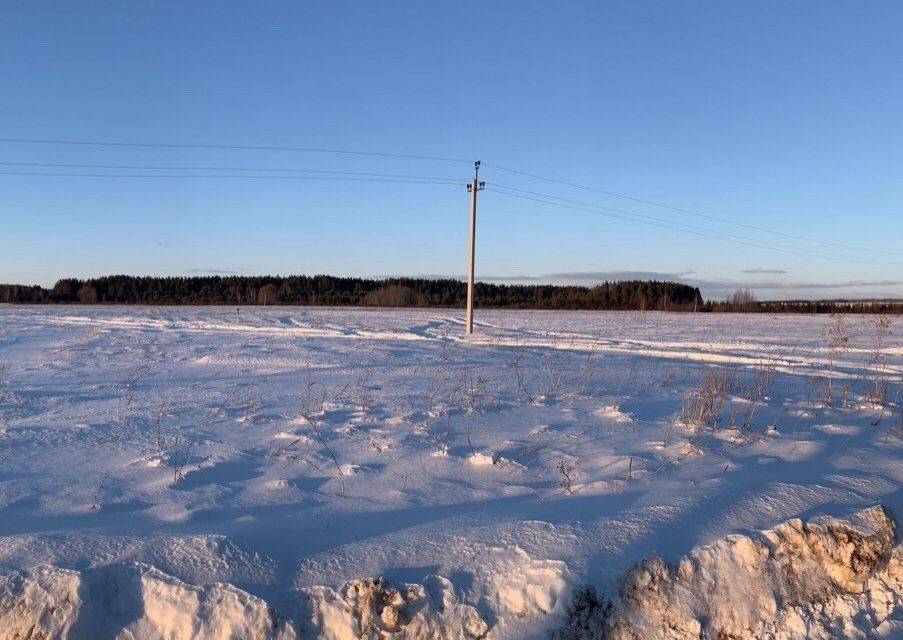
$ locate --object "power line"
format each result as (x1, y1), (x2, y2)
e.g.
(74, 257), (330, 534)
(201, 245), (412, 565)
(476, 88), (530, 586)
(2, 166), (887, 264)
(486, 186), (891, 266)
(489, 182), (885, 264)
(487, 186), (791, 256)
(3, 136), (895, 261)
(487, 185), (861, 263)
(0, 160), (462, 183)
(483, 162), (899, 258)
(0, 170), (460, 185)
(0, 137), (474, 165)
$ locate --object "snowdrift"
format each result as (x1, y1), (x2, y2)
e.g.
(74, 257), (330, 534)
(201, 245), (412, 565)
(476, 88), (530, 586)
(0, 563), (293, 639)
(555, 505), (902, 639)
(2, 506), (899, 639)
(0, 565), (490, 640)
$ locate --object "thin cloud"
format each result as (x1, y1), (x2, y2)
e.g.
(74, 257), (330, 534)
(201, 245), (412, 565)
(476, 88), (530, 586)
(777, 279), (903, 290)
(545, 270), (695, 282)
(378, 271), (903, 300)
(403, 271), (697, 284)
(482, 274), (542, 282)
(187, 268), (241, 275)
(683, 278), (903, 301)
(696, 279), (903, 291)
(403, 273), (542, 282)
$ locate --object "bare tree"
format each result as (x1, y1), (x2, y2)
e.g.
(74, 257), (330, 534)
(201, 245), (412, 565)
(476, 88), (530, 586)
(728, 288), (758, 312)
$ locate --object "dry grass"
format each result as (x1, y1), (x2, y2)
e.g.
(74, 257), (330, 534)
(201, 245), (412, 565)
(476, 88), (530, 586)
(681, 367), (733, 431)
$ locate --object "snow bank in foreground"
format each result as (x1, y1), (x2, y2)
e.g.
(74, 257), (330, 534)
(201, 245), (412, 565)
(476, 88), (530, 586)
(0, 564), (489, 640)
(2, 506), (898, 639)
(296, 575), (489, 639)
(554, 505), (902, 639)
(0, 563), (294, 639)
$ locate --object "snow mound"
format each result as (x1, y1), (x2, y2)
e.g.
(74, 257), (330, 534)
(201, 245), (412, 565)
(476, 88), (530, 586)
(0, 565), (81, 639)
(489, 548), (571, 619)
(295, 575), (490, 639)
(0, 562), (294, 639)
(554, 505), (902, 639)
(0, 565), (491, 639)
(468, 451), (495, 466)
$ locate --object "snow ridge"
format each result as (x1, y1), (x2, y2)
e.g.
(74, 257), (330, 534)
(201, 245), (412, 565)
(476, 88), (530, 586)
(2, 507), (899, 639)
(0, 563), (293, 639)
(554, 505), (902, 639)
(295, 575), (490, 639)
(0, 565), (490, 640)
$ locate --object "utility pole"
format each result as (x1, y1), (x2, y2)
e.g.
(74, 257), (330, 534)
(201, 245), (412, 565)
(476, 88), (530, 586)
(465, 161), (485, 335)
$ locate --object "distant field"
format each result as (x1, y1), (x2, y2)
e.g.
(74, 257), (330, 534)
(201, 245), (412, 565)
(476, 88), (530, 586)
(1, 307), (901, 638)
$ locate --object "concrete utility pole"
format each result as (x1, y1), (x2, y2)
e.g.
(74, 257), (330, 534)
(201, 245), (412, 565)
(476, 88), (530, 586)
(465, 161), (485, 335)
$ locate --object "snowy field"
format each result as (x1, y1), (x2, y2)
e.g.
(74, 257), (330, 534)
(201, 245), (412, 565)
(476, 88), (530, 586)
(0, 306), (901, 638)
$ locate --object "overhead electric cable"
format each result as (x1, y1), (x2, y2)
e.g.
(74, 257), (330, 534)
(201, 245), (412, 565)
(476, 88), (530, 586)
(489, 182), (885, 264)
(485, 187), (888, 266)
(0, 160), (462, 183)
(0, 137), (473, 164)
(0, 171), (460, 185)
(3, 136), (894, 260)
(483, 162), (899, 258)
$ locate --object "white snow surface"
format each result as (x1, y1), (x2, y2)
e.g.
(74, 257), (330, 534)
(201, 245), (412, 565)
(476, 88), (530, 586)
(0, 306), (901, 638)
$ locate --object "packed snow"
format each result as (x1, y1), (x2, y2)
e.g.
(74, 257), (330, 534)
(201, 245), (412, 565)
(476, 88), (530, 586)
(0, 306), (901, 638)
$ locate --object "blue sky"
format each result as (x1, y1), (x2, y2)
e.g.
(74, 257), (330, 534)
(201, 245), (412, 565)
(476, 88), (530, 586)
(2, 1), (902, 300)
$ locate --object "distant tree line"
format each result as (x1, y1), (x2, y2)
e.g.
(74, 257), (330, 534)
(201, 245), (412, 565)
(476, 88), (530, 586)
(0, 275), (702, 310)
(709, 288), (903, 314)
(712, 300), (903, 314)
(3, 277), (900, 313)
(0, 284), (47, 304)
